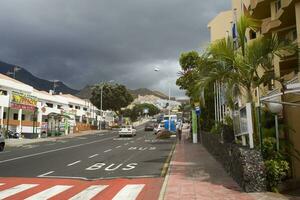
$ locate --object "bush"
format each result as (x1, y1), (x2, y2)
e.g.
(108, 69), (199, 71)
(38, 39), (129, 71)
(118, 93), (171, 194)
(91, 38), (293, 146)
(156, 130), (171, 139)
(210, 123), (222, 135)
(111, 125), (120, 129)
(265, 159), (289, 192)
(262, 137), (290, 192)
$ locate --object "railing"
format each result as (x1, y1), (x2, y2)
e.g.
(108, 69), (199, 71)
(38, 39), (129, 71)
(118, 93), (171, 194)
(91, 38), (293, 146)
(285, 75), (299, 85)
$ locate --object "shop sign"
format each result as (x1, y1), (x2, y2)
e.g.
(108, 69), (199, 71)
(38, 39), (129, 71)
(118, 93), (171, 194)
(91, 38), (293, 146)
(11, 91), (38, 111)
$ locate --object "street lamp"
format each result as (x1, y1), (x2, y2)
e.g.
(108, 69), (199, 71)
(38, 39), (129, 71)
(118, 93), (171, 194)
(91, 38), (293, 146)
(51, 80), (60, 94)
(267, 95), (283, 151)
(154, 67), (171, 131)
(6, 66), (21, 79)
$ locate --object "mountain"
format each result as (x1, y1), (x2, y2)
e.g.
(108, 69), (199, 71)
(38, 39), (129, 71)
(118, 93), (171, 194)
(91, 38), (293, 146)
(0, 61), (79, 94)
(76, 85), (94, 99)
(76, 85), (175, 100)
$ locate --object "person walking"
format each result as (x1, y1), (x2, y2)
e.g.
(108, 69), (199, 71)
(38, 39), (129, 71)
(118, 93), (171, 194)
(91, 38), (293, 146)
(176, 120), (182, 141)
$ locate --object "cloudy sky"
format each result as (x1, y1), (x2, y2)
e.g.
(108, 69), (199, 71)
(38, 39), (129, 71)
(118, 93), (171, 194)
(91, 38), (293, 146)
(0, 0), (230, 98)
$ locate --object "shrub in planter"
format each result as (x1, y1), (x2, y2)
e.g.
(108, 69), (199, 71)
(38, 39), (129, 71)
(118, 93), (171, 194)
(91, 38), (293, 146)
(265, 159), (289, 192)
(156, 130), (171, 139)
(262, 137), (290, 192)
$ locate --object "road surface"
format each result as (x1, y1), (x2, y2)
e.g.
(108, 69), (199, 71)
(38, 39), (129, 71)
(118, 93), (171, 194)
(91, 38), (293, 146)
(0, 126), (175, 199)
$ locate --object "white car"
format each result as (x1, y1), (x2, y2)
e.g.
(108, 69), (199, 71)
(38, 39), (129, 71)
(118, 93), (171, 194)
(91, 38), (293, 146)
(119, 125), (136, 137)
(154, 123), (164, 135)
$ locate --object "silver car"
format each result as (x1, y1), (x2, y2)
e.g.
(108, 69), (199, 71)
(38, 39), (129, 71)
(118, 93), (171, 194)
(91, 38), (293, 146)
(0, 131), (5, 152)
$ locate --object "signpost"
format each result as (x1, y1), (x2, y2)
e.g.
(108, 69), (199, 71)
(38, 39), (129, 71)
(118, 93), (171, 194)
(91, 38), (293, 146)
(192, 110), (198, 143)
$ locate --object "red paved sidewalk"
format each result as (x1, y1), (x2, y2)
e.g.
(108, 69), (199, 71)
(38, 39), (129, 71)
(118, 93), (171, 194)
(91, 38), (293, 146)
(162, 129), (254, 200)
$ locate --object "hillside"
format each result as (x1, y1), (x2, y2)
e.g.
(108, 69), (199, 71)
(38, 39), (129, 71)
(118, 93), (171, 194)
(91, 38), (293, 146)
(0, 61), (78, 94)
(76, 86), (174, 100)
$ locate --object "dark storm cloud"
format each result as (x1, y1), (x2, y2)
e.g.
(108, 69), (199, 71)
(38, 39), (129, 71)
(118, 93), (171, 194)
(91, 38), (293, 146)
(0, 0), (230, 97)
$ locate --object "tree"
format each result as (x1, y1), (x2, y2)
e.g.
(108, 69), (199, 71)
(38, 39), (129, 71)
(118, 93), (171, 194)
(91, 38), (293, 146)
(90, 83), (133, 113)
(121, 103), (160, 122)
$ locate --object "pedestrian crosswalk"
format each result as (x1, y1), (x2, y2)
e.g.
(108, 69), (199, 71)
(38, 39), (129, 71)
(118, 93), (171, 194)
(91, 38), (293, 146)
(0, 177), (162, 200)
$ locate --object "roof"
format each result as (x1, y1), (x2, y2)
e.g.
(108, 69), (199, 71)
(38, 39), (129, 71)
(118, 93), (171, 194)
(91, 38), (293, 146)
(0, 73), (33, 93)
(60, 94), (90, 106)
(33, 89), (69, 105)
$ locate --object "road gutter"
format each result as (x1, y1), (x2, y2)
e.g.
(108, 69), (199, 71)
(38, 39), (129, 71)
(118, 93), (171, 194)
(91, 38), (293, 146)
(159, 142), (176, 200)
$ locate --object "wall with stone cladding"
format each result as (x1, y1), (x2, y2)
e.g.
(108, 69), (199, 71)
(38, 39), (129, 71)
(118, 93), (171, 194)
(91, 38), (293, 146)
(202, 132), (267, 192)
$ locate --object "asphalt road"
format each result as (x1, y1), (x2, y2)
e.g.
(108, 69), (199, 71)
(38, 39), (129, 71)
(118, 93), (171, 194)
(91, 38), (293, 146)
(0, 126), (175, 180)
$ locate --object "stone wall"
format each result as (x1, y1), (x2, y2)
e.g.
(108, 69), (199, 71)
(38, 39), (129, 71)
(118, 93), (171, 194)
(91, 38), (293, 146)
(202, 132), (267, 192)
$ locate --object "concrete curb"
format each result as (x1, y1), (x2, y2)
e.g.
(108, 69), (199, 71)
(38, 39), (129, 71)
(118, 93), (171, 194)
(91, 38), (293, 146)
(158, 142), (177, 200)
(5, 130), (110, 147)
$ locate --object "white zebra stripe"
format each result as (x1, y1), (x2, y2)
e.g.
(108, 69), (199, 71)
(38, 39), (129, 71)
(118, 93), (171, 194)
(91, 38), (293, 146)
(25, 185), (72, 200)
(112, 184), (145, 200)
(0, 184), (38, 199)
(69, 185), (108, 200)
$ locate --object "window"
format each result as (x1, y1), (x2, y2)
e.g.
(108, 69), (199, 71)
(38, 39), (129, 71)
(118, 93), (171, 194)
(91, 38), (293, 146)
(275, 0), (281, 12)
(46, 103), (53, 108)
(69, 105), (73, 108)
(3, 112), (6, 119)
(0, 90), (7, 96)
(57, 105), (62, 109)
(22, 114), (25, 121)
(83, 107), (88, 111)
(75, 106), (80, 110)
(249, 30), (257, 40)
(13, 113), (18, 120)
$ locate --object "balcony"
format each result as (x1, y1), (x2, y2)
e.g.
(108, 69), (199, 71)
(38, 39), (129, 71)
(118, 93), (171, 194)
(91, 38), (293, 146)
(250, 0), (271, 19)
(261, 2), (295, 34)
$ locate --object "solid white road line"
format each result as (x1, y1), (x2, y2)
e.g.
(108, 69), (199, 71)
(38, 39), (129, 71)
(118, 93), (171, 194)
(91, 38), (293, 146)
(104, 149), (112, 153)
(69, 185), (108, 200)
(115, 146), (121, 148)
(38, 171), (55, 177)
(67, 160), (81, 166)
(0, 184), (38, 199)
(88, 154), (99, 158)
(112, 184), (145, 200)
(0, 136), (114, 164)
(25, 185), (72, 200)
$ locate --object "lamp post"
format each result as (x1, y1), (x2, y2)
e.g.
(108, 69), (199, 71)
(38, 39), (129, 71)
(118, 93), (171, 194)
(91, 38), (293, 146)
(6, 66), (21, 79)
(267, 96), (283, 151)
(51, 80), (60, 94)
(154, 67), (171, 131)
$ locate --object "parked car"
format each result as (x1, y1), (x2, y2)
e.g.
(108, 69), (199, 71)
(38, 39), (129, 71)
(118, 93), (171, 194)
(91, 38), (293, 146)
(144, 122), (155, 131)
(154, 123), (164, 135)
(0, 132), (5, 152)
(119, 125), (136, 137)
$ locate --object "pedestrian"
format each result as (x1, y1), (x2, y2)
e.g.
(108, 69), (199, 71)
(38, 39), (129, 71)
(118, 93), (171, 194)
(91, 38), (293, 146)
(176, 120), (182, 141)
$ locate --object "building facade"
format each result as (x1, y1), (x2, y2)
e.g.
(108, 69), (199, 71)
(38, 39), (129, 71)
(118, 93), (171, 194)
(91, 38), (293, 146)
(0, 73), (110, 138)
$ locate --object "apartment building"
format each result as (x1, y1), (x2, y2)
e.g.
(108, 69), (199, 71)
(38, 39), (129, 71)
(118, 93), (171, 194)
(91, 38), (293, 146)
(250, 0), (300, 179)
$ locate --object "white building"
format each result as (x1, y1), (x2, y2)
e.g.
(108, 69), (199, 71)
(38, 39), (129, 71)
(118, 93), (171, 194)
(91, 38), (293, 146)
(0, 73), (108, 138)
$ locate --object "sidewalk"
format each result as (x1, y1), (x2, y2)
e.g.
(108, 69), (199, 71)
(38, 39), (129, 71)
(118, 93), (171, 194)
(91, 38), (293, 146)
(161, 128), (298, 200)
(5, 129), (109, 147)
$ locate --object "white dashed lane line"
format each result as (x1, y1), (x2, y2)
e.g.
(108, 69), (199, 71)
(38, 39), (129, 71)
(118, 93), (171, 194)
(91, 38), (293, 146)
(115, 146), (121, 149)
(89, 154), (99, 158)
(38, 171), (55, 177)
(124, 143), (129, 146)
(104, 149), (112, 153)
(67, 160), (81, 167)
